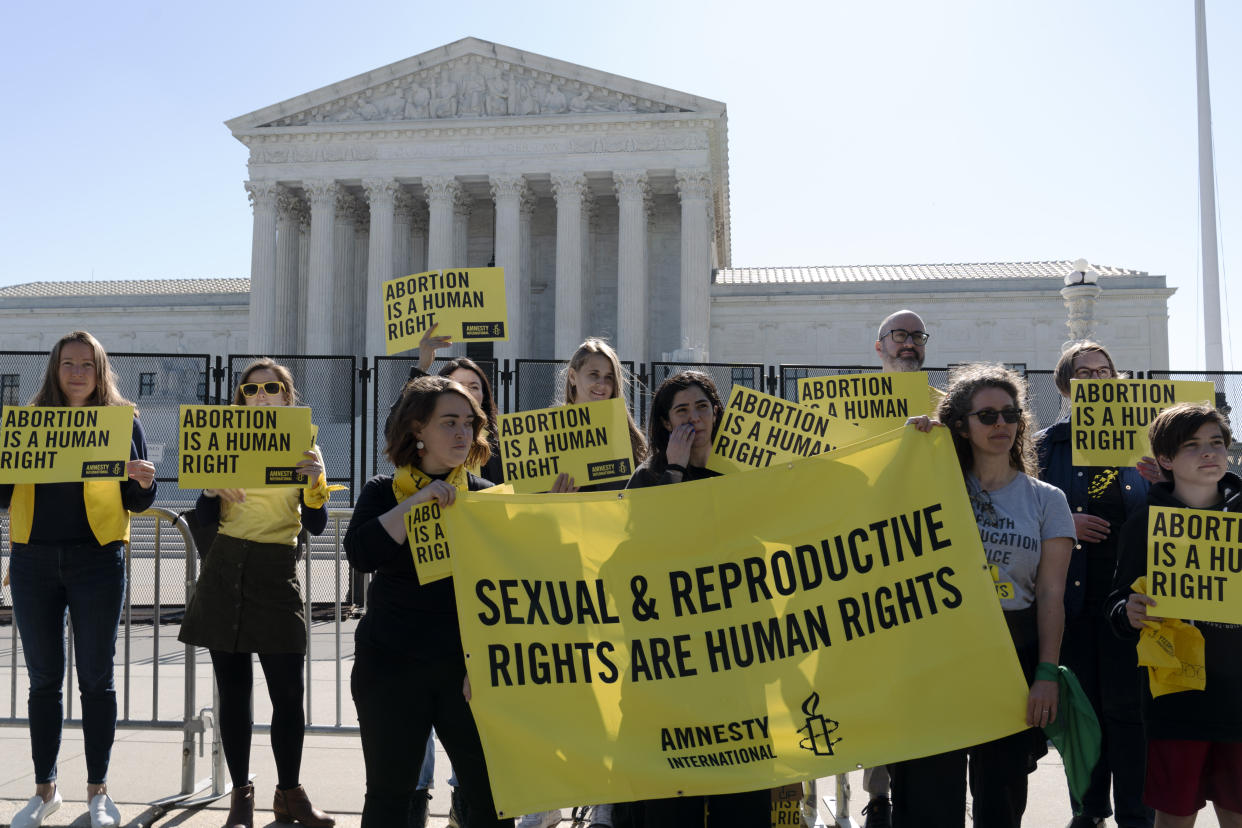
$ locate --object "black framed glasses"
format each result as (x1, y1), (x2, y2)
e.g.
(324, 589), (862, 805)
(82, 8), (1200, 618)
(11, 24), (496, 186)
(969, 486), (1001, 527)
(1073, 367), (1114, 379)
(879, 329), (930, 345)
(240, 381), (286, 397)
(967, 407), (1022, 425)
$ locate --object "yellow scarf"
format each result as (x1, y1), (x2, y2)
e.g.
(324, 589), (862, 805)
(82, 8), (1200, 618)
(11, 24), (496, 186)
(1132, 576), (1206, 698)
(392, 464), (470, 504)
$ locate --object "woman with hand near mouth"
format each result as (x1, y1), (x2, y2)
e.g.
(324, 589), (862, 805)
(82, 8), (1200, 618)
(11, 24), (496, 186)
(623, 371), (771, 828)
(178, 359), (336, 828)
(345, 375), (510, 828)
(893, 363), (1074, 827)
(2, 331), (156, 828)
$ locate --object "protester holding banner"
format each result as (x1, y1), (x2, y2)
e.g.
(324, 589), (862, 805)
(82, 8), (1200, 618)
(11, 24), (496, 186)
(176, 359), (336, 828)
(892, 364), (1073, 828)
(1036, 342), (1153, 828)
(345, 375), (512, 828)
(624, 370), (771, 828)
(1107, 403), (1242, 826)
(0, 331), (156, 828)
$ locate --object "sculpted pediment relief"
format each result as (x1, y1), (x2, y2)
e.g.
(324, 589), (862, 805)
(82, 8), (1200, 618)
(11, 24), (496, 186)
(261, 55), (691, 128)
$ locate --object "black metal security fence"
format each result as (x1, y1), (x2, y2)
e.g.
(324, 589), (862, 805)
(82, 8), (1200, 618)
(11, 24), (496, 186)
(3, 351), (1240, 504)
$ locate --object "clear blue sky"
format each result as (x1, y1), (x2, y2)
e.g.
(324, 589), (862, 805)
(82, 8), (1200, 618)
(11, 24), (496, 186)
(1, 0), (1237, 370)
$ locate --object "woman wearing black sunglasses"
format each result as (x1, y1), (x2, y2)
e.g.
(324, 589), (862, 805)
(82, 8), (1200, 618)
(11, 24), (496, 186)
(891, 363), (1074, 828)
(179, 359), (338, 828)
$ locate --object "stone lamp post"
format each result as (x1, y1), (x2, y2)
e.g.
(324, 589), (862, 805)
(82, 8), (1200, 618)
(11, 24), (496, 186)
(1061, 258), (1101, 351)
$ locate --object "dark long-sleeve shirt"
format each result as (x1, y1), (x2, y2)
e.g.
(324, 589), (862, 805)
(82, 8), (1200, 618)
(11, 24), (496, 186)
(345, 471), (493, 660)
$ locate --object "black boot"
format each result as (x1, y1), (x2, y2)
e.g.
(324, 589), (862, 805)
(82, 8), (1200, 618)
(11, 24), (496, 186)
(408, 790), (432, 828)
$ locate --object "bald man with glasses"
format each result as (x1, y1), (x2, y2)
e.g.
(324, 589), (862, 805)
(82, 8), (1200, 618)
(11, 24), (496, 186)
(858, 310), (932, 828)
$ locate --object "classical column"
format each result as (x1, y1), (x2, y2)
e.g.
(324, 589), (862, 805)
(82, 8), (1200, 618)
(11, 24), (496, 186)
(490, 175), (528, 363)
(614, 171), (650, 363)
(332, 190), (360, 355)
(551, 173), (588, 357)
(392, 189), (417, 277)
(353, 209), (369, 357)
(302, 179), (338, 354)
(296, 203), (310, 352)
(363, 178), (399, 358)
(410, 206), (429, 274)
(519, 190), (537, 356)
(274, 191), (303, 353)
(244, 181), (282, 355)
(452, 188), (473, 268)
(676, 169), (714, 360)
(423, 176), (459, 272)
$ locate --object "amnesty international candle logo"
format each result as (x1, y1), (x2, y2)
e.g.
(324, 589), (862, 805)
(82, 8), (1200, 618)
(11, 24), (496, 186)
(82, 460), (126, 479)
(797, 692), (842, 756)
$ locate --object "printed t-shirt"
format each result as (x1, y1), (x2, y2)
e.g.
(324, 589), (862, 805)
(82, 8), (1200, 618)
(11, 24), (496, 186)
(967, 471), (1075, 610)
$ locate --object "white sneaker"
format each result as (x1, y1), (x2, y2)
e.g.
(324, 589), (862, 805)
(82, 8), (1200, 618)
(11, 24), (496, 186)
(89, 792), (122, 828)
(517, 810), (562, 828)
(11, 788), (62, 828)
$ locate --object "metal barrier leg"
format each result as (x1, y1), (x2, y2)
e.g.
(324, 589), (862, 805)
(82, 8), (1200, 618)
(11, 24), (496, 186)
(821, 773), (856, 827)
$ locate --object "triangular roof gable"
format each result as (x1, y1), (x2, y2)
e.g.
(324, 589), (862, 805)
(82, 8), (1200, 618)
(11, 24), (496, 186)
(227, 37), (724, 132)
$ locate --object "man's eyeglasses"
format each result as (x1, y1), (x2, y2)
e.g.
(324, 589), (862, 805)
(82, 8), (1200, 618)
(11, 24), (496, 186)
(240, 381), (286, 397)
(967, 407), (1022, 425)
(1073, 367), (1114, 379)
(879, 329), (930, 346)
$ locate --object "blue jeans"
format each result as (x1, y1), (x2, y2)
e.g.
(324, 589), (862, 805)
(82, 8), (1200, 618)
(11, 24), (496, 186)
(10, 542), (126, 784)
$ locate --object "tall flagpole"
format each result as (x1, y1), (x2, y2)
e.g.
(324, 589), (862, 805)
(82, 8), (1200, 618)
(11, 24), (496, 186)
(1196, 0), (1224, 370)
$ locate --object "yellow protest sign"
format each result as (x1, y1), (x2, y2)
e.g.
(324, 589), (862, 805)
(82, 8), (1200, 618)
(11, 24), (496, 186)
(708, 385), (863, 474)
(407, 483), (517, 585)
(444, 428), (1030, 816)
(1071, 379), (1215, 466)
(383, 268), (508, 354)
(178, 406), (316, 488)
(498, 398), (634, 493)
(1147, 506), (1242, 624)
(797, 372), (932, 439)
(0, 406), (133, 483)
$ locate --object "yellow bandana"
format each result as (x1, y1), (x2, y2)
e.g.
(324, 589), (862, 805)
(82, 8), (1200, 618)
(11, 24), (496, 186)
(392, 464), (470, 504)
(1132, 576), (1206, 698)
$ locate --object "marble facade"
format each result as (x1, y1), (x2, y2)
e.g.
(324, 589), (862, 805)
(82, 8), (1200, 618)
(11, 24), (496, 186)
(229, 37), (730, 363)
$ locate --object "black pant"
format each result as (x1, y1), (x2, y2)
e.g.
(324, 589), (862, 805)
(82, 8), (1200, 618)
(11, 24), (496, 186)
(351, 644), (513, 828)
(641, 789), (771, 828)
(890, 730), (1034, 828)
(210, 650), (306, 790)
(1061, 610), (1153, 827)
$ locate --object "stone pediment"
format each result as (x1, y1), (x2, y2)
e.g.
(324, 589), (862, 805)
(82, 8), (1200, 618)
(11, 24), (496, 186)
(228, 37), (723, 132)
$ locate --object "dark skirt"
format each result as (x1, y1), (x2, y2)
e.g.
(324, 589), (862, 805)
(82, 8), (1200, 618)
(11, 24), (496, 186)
(178, 533), (306, 654)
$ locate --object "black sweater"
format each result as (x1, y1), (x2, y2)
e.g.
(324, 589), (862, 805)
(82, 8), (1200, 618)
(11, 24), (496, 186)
(1106, 473), (1242, 741)
(626, 462), (720, 489)
(345, 472), (493, 661)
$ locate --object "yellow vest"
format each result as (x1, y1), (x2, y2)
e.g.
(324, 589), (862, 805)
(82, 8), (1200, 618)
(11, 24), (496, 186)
(8, 481), (130, 546)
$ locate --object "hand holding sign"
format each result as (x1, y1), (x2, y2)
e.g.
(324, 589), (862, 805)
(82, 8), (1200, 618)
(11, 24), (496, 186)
(127, 458), (156, 489)
(418, 322), (455, 372)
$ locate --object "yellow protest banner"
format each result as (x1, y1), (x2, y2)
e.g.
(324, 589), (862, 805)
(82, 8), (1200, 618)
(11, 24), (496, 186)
(0, 406), (133, 483)
(444, 428), (1030, 816)
(1147, 506), (1242, 624)
(797, 371), (932, 439)
(498, 398), (634, 493)
(178, 406), (316, 488)
(707, 385), (863, 474)
(407, 483), (517, 584)
(383, 268), (508, 354)
(1071, 379), (1215, 466)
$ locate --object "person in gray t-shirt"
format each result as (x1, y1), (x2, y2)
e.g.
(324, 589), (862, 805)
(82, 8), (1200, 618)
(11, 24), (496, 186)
(894, 363), (1074, 828)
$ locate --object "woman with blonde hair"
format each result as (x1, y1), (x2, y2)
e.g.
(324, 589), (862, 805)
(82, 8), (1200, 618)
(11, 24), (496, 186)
(1, 331), (156, 828)
(178, 358), (337, 828)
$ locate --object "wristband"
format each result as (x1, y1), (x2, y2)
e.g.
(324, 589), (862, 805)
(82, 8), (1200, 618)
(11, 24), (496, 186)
(665, 463), (687, 475)
(1034, 662), (1059, 683)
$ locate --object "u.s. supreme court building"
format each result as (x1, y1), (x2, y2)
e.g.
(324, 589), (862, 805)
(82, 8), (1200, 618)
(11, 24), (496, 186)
(0, 37), (1174, 373)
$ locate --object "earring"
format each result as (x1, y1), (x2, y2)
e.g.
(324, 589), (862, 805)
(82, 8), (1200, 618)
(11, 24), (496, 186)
(416, 440), (425, 450)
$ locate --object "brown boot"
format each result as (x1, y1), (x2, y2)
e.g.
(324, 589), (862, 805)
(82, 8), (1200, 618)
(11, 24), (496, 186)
(273, 785), (335, 827)
(224, 784), (254, 828)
